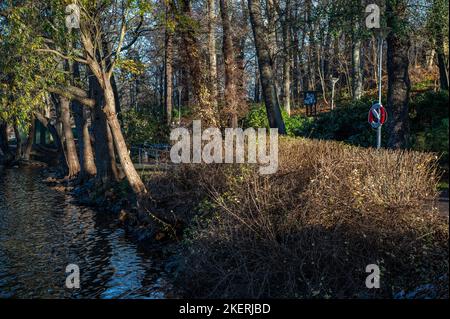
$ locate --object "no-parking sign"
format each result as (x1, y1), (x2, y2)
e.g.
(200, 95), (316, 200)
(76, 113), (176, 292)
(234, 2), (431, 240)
(368, 103), (387, 129)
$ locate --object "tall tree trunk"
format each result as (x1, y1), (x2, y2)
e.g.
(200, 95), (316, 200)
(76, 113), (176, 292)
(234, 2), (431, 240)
(12, 124), (22, 160)
(220, 0), (239, 128)
(90, 75), (120, 186)
(72, 62), (96, 180)
(179, 0), (217, 126)
(281, 0), (292, 115)
(436, 29), (449, 91)
(254, 63), (261, 103)
(102, 78), (147, 195)
(352, 34), (363, 100)
(164, 0), (175, 126)
(248, 0), (286, 134)
(35, 111), (67, 172)
(386, 0), (411, 149)
(0, 121), (13, 164)
(59, 95), (80, 177)
(292, 21), (301, 106)
(73, 102), (96, 179)
(23, 118), (35, 161)
(207, 0), (219, 111)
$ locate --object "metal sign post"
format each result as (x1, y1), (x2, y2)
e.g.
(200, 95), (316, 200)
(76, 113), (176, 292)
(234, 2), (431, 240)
(376, 36), (383, 149)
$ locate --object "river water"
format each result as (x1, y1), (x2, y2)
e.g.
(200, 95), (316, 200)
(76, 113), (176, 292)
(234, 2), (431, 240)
(0, 167), (165, 299)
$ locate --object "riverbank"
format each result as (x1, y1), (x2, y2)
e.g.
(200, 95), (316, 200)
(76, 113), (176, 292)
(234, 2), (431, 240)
(10, 137), (448, 299)
(0, 167), (176, 298)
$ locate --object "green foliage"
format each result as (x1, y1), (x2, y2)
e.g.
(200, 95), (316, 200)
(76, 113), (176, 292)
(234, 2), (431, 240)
(297, 97), (383, 147)
(244, 91), (448, 160)
(410, 90), (449, 164)
(121, 108), (169, 146)
(0, 2), (63, 127)
(243, 104), (313, 137)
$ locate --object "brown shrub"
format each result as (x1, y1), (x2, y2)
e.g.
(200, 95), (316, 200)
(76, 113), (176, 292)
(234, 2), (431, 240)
(147, 137), (448, 298)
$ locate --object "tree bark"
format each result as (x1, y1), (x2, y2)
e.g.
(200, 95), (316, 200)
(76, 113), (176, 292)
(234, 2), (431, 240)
(89, 75), (120, 185)
(12, 124), (22, 160)
(436, 29), (449, 91)
(59, 95), (80, 177)
(23, 118), (35, 161)
(207, 0), (219, 111)
(103, 78), (146, 195)
(72, 61), (96, 180)
(179, 0), (217, 126)
(35, 111), (67, 172)
(281, 0), (292, 115)
(386, 0), (411, 149)
(164, 0), (174, 126)
(220, 0), (239, 128)
(72, 101), (96, 179)
(0, 122), (13, 164)
(248, 0), (286, 134)
(352, 34), (363, 100)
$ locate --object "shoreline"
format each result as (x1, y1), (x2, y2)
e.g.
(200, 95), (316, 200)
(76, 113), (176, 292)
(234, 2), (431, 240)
(36, 165), (183, 299)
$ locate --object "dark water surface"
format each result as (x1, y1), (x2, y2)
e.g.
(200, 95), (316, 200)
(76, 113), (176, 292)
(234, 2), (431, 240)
(0, 167), (164, 299)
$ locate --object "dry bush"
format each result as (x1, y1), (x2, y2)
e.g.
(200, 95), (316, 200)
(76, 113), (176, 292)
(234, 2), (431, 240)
(148, 138), (448, 298)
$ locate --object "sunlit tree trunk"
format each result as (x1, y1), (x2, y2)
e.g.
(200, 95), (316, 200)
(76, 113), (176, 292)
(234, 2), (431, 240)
(164, 0), (174, 126)
(220, 0), (239, 128)
(59, 96), (80, 177)
(248, 0), (286, 134)
(208, 0), (219, 111)
(281, 0), (292, 115)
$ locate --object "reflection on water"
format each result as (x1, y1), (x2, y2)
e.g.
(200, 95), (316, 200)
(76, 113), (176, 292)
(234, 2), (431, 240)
(0, 167), (163, 299)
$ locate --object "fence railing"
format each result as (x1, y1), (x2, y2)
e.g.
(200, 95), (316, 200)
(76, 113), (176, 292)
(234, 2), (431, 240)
(130, 143), (171, 168)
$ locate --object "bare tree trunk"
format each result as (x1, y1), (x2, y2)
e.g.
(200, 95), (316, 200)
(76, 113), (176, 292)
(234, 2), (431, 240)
(59, 96), (80, 177)
(248, 0), (286, 134)
(0, 121), (13, 163)
(282, 0), (292, 115)
(73, 102), (96, 179)
(208, 0), (219, 111)
(23, 117), (35, 161)
(102, 78), (147, 195)
(220, 0), (239, 128)
(90, 75), (120, 186)
(72, 62), (96, 180)
(13, 124), (22, 160)
(254, 63), (261, 103)
(292, 19), (301, 106)
(386, 0), (411, 149)
(180, 0), (217, 126)
(352, 31), (363, 100)
(35, 111), (67, 172)
(164, 0), (175, 126)
(436, 30), (449, 91)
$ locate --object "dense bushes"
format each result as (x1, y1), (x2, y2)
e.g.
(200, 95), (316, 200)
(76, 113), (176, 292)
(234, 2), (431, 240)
(409, 90), (449, 166)
(245, 91), (449, 165)
(244, 104), (313, 137)
(150, 138), (448, 298)
(121, 109), (169, 146)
